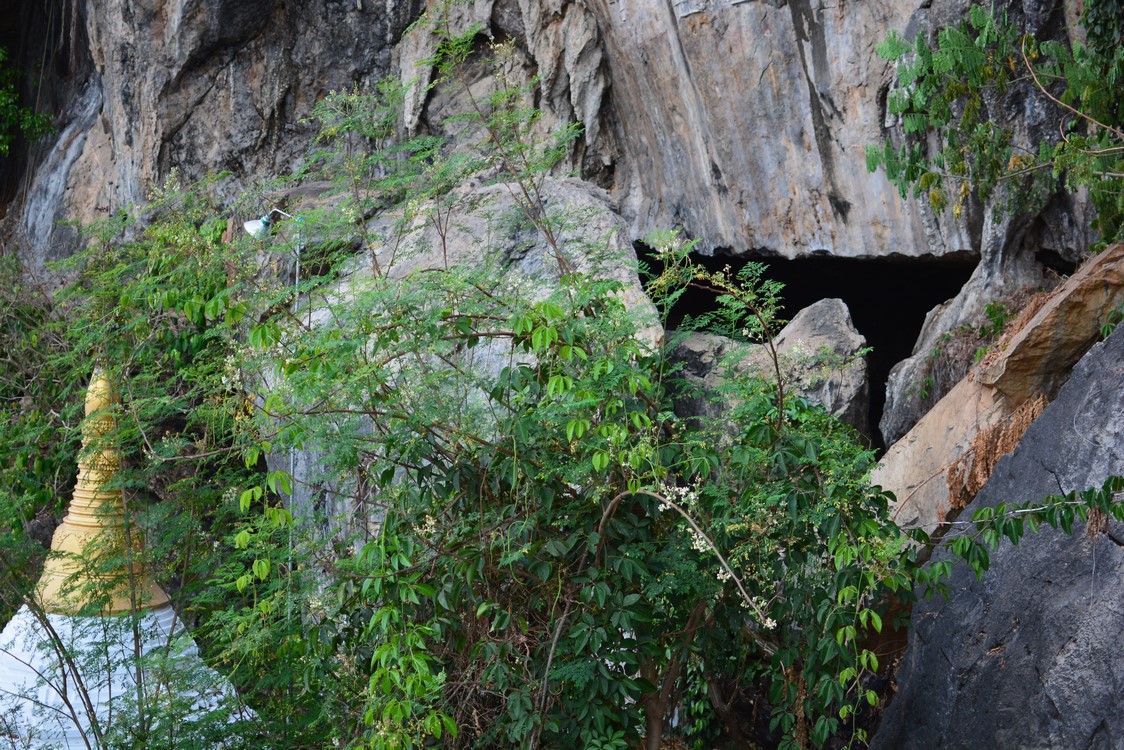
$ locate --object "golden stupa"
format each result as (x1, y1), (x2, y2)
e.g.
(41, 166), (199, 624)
(0, 370), (251, 748)
(35, 370), (169, 614)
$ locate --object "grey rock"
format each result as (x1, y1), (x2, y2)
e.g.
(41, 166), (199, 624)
(585, 0), (932, 258)
(271, 176), (659, 538)
(670, 298), (869, 434)
(16, 0), (426, 262)
(13, 0), (1093, 270)
(871, 328), (1124, 750)
(880, 192), (1092, 447)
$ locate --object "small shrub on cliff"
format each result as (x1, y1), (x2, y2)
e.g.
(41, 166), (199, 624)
(0, 45), (52, 156)
(867, 2), (1124, 246)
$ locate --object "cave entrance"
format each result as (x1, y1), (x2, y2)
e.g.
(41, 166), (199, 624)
(638, 245), (978, 452)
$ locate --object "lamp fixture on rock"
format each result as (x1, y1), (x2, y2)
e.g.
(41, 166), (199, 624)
(243, 207), (295, 239)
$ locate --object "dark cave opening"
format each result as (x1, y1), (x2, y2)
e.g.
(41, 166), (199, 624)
(638, 245), (979, 452)
(0, 1), (90, 213)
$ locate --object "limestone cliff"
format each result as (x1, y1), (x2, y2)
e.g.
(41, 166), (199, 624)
(2, 1), (1095, 453)
(2, 0), (1088, 266)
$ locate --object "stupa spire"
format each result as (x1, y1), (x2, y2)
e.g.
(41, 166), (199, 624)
(36, 370), (169, 614)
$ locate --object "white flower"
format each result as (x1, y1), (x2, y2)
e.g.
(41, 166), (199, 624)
(689, 529), (709, 553)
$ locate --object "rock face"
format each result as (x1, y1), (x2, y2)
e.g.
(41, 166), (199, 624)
(275, 177), (659, 535)
(13, 0), (425, 263)
(878, 192), (1090, 445)
(871, 326), (1124, 750)
(7, 0), (1097, 457)
(875, 0), (1094, 444)
(7, 0), (1091, 265)
(671, 298), (869, 434)
(587, 0), (929, 258)
(874, 243), (1124, 534)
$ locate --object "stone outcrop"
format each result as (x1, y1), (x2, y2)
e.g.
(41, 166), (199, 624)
(275, 176), (658, 534)
(875, 0), (1094, 444)
(382, 175), (662, 349)
(396, 0), (613, 181)
(14, 0), (425, 263)
(871, 326), (1124, 750)
(8, 0), (1091, 268)
(874, 243), (1124, 534)
(671, 298), (869, 434)
(878, 192), (1090, 445)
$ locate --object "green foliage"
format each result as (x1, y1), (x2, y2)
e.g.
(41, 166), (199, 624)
(0, 45), (52, 156)
(0, 256), (81, 625)
(1102, 305), (1124, 339)
(867, 4), (1124, 245)
(234, 209), (918, 748)
(972, 301), (1012, 363)
(944, 475), (1124, 578)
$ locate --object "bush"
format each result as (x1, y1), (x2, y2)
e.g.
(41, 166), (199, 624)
(866, 2), (1124, 247)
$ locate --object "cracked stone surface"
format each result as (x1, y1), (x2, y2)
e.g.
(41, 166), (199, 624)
(16, 0), (1092, 268)
(871, 327), (1124, 750)
(670, 298), (869, 435)
(874, 242), (1124, 534)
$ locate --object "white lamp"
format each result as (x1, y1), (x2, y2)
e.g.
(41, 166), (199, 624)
(243, 208), (295, 239)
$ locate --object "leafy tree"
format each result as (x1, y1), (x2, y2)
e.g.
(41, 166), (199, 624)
(218, 17), (922, 747)
(866, 1), (1124, 246)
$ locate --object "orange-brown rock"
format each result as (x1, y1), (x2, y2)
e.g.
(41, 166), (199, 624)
(874, 243), (1124, 535)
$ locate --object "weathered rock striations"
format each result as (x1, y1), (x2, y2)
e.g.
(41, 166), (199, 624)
(586, 0), (929, 258)
(874, 243), (1124, 534)
(9, 0), (1090, 264)
(16, 0), (425, 262)
(871, 325), (1124, 750)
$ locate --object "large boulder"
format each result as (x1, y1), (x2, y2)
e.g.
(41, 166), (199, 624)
(670, 298), (869, 434)
(871, 325), (1124, 750)
(874, 243), (1124, 534)
(272, 176), (659, 535)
